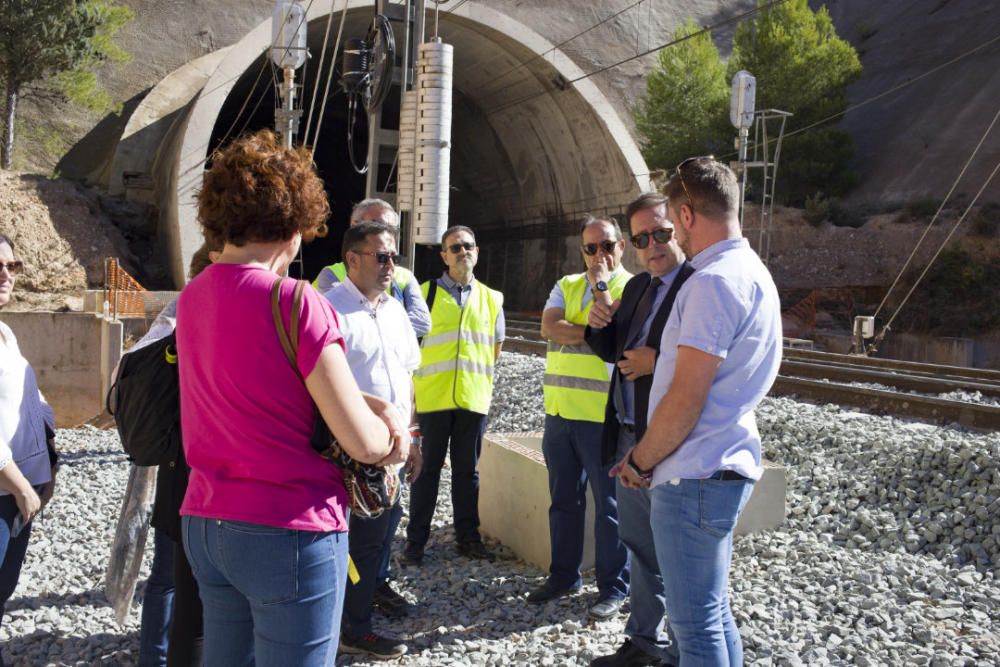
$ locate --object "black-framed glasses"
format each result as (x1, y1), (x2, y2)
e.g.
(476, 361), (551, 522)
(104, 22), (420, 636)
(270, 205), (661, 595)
(582, 240), (618, 256)
(675, 155), (714, 212)
(0, 261), (23, 275)
(447, 242), (476, 254)
(355, 251), (400, 265)
(630, 228), (673, 249)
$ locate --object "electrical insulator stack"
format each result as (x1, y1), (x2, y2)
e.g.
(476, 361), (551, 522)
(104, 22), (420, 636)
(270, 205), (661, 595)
(413, 39), (453, 245)
(397, 89), (417, 212)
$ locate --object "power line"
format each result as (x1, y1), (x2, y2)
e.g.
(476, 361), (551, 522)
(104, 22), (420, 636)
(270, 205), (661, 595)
(463, 0), (647, 100)
(721, 30), (1000, 160)
(872, 102), (1000, 321)
(486, 0), (788, 117)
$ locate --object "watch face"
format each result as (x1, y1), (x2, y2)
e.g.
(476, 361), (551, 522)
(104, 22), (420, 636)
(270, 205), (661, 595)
(595, 281), (609, 291)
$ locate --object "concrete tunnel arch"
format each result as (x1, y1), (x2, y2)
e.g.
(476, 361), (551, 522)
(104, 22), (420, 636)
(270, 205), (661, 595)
(163, 0), (651, 310)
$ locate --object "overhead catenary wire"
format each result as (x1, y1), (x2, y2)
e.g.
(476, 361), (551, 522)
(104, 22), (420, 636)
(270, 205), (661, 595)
(302, 0), (339, 148)
(485, 0), (788, 117)
(873, 154), (1000, 351)
(463, 0), (648, 102)
(872, 103), (1000, 320)
(307, 0), (350, 155)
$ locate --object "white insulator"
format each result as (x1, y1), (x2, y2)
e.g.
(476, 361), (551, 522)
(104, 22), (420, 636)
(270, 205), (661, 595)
(397, 89), (417, 212)
(413, 40), (453, 245)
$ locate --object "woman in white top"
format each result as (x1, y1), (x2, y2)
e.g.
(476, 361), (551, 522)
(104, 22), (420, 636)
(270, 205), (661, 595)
(0, 233), (58, 664)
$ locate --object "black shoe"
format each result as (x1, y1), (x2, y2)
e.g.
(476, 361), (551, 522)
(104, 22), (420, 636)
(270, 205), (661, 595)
(526, 580), (582, 604)
(587, 595), (625, 620)
(455, 540), (495, 561)
(373, 581), (414, 618)
(590, 639), (666, 667)
(339, 632), (408, 660)
(399, 540), (424, 566)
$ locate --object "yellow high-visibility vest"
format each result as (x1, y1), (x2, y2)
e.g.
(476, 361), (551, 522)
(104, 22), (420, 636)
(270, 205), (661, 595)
(414, 279), (503, 415)
(543, 270), (631, 422)
(312, 262), (413, 293)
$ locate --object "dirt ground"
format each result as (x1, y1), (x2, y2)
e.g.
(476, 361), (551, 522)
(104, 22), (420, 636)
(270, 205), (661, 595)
(0, 170), (137, 311)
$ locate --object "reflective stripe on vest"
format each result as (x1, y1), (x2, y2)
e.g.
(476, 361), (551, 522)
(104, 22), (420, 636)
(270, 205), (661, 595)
(543, 270), (631, 422)
(414, 280), (503, 414)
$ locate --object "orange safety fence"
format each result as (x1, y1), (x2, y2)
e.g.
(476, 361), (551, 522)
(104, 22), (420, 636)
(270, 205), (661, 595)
(781, 290), (816, 336)
(103, 257), (147, 320)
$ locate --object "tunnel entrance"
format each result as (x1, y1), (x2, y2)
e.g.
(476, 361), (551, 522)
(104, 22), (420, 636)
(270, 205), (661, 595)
(180, 4), (649, 311)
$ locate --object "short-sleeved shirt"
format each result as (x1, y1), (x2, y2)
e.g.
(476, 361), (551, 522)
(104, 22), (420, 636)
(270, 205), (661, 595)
(647, 238), (782, 485)
(542, 268), (628, 312)
(323, 277), (421, 420)
(177, 264), (349, 532)
(0, 322), (54, 490)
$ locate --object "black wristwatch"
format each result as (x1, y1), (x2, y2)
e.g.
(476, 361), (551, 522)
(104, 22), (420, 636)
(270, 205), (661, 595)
(627, 450), (653, 480)
(594, 280), (609, 292)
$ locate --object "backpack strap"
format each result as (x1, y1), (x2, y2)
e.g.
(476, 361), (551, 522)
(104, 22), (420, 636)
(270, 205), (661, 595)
(425, 278), (438, 312)
(271, 277), (307, 378)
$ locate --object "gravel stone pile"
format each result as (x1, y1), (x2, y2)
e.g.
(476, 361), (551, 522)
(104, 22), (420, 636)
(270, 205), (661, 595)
(2, 352), (998, 666)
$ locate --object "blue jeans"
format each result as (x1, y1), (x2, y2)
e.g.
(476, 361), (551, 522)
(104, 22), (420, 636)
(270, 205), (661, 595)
(615, 429), (677, 663)
(342, 499), (402, 637)
(377, 497), (404, 583)
(651, 476), (754, 667)
(542, 415), (628, 599)
(182, 515), (348, 667)
(138, 528), (175, 666)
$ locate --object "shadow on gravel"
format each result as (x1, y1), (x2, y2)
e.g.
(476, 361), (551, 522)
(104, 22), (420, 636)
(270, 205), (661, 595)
(58, 449), (128, 466)
(3, 629), (137, 666)
(6, 588), (109, 613)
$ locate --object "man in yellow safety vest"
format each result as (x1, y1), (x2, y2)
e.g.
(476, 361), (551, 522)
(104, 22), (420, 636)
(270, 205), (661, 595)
(402, 225), (504, 565)
(527, 215), (632, 621)
(313, 198), (431, 337)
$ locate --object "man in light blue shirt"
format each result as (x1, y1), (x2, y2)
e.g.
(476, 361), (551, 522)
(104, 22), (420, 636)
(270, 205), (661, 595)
(615, 158), (781, 666)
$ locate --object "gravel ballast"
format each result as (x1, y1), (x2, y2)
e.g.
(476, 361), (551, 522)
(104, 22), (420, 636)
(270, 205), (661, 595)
(2, 351), (997, 666)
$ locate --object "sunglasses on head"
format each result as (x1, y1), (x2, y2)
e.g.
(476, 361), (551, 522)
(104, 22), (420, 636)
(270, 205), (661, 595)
(447, 242), (476, 254)
(355, 251), (400, 265)
(630, 228), (673, 249)
(0, 261), (23, 275)
(582, 240), (618, 256)
(674, 155), (715, 212)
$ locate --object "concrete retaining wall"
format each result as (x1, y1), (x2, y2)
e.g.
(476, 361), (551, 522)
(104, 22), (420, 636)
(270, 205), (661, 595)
(1, 313), (122, 428)
(815, 331), (1000, 369)
(479, 432), (786, 571)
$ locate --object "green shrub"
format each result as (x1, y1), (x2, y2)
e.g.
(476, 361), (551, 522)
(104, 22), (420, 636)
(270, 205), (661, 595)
(804, 192), (831, 226)
(971, 203), (1000, 237)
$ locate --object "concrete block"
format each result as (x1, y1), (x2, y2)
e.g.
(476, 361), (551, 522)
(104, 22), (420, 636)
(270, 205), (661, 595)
(1, 312), (109, 427)
(480, 432), (786, 568)
(479, 432), (595, 572)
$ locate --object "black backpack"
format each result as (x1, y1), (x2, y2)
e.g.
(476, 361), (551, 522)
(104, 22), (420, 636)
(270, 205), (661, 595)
(106, 332), (182, 466)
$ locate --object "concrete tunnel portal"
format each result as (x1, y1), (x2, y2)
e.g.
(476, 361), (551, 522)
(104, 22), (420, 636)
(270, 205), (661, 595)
(162, 2), (649, 312)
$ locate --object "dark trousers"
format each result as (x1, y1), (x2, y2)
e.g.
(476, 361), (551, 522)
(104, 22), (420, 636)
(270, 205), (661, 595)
(0, 491), (34, 667)
(342, 499), (403, 637)
(167, 539), (203, 667)
(139, 528), (175, 666)
(542, 415), (629, 600)
(407, 409), (487, 546)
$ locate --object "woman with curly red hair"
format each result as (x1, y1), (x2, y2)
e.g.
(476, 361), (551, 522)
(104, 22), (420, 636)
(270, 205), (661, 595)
(176, 130), (408, 666)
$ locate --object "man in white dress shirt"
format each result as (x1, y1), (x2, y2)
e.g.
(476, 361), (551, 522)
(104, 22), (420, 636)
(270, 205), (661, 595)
(323, 221), (422, 661)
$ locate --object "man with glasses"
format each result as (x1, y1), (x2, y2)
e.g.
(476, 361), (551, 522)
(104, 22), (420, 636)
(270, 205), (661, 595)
(323, 221), (422, 660)
(526, 216), (631, 620)
(585, 193), (692, 667)
(314, 198), (431, 336)
(614, 158), (781, 665)
(404, 225), (505, 564)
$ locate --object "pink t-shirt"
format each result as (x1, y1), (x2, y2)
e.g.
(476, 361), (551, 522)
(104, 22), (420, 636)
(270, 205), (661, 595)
(177, 264), (349, 532)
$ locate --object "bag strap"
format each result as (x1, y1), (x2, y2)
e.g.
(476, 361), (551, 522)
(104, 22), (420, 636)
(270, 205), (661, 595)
(271, 277), (307, 378)
(425, 278), (438, 312)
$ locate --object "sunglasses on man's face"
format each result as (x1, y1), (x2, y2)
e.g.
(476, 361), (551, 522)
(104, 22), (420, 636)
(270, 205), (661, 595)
(581, 240), (618, 256)
(355, 251), (400, 266)
(630, 228), (673, 249)
(447, 242), (476, 254)
(0, 261), (23, 276)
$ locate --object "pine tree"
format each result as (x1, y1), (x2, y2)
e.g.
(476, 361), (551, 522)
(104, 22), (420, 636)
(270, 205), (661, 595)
(0, 0), (133, 169)
(633, 21), (729, 172)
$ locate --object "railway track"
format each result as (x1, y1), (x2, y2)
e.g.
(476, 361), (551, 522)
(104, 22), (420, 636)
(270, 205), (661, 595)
(502, 317), (1000, 430)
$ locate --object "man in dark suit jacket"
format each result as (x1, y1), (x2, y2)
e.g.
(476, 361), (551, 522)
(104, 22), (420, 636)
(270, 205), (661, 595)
(584, 193), (692, 667)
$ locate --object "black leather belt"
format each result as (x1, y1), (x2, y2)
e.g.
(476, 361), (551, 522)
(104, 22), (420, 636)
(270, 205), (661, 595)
(709, 470), (748, 481)
(622, 423), (636, 433)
